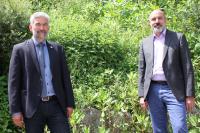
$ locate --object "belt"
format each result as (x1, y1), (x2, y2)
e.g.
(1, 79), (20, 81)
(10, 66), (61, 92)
(151, 80), (168, 85)
(41, 95), (57, 102)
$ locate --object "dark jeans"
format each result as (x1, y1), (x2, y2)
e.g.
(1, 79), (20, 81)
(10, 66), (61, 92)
(24, 99), (70, 133)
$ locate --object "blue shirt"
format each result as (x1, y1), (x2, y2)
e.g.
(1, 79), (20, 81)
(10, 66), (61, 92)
(32, 37), (55, 97)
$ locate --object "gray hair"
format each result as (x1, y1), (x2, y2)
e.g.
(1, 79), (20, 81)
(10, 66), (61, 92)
(30, 12), (50, 24)
(149, 9), (166, 21)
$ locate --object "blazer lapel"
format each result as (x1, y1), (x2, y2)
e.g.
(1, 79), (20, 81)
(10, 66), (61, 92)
(27, 39), (40, 73)
(163, 30), (171, 60)
(46, 41), (55, 74)
(147, 35), (154, 65)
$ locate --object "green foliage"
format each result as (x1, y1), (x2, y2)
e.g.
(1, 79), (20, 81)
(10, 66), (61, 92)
(188, 114), (200, 132)
(0, 76), (24, 132)
(0, 0), (31, 74)
(49, 11), (136, 83)
(0, 0), (200, 132)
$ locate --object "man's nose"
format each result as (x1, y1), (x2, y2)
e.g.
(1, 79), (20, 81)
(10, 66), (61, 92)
(39, 25), (45, 30)
(155, 18), (159, 23)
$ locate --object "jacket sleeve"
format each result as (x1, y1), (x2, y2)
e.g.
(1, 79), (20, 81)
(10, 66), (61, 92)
(179, 34), (195, 97)
(8, 45), (23, 115)
(59, 46), (75, 108)
(138, 41), (146, 97)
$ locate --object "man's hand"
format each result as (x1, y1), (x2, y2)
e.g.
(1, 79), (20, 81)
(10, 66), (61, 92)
(139, 97), (148, 111)
(12, 113), (24, 128)
(186, 96), (195, 112)
(66, 107), (74, 118)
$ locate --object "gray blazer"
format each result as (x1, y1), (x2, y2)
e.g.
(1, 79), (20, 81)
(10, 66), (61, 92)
(8, 39), (75, 118)
(138, 29), (195, 101)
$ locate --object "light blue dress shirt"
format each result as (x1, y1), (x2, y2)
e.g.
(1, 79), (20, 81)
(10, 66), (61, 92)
(32, 37), (55, 97)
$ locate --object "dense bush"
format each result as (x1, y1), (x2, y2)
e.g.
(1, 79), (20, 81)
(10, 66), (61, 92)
(0, 0), (31, 74)
(0, 76), (24, 132)
(0, 0), (200, 132)
(0, 0), (30, 132)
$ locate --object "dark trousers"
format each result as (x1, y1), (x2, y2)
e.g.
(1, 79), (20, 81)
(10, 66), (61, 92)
(24, 99), (71, 133)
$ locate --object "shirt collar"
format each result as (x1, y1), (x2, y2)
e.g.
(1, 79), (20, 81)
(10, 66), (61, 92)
(32, 36), (46, 46)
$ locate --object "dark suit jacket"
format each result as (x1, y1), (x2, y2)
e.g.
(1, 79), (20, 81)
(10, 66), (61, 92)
(138, 29), (195, 101)
(8, 39), (75, 118)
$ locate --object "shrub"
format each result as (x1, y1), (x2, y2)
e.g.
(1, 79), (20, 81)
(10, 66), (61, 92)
(0, 0), (31, 74)
(0, 0), (200, 132)
(0, 76), (24, 132)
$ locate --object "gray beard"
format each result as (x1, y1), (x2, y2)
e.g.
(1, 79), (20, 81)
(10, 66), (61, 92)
(33, 31), (48, 41)
(153, 26), (165, 34)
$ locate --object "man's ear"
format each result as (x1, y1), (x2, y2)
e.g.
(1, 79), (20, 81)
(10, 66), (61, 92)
(29, 24), (32, 32)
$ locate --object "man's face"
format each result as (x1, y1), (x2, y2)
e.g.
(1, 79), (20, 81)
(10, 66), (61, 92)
(29, 17), (49, 42)
(149, 10), (166, 34)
